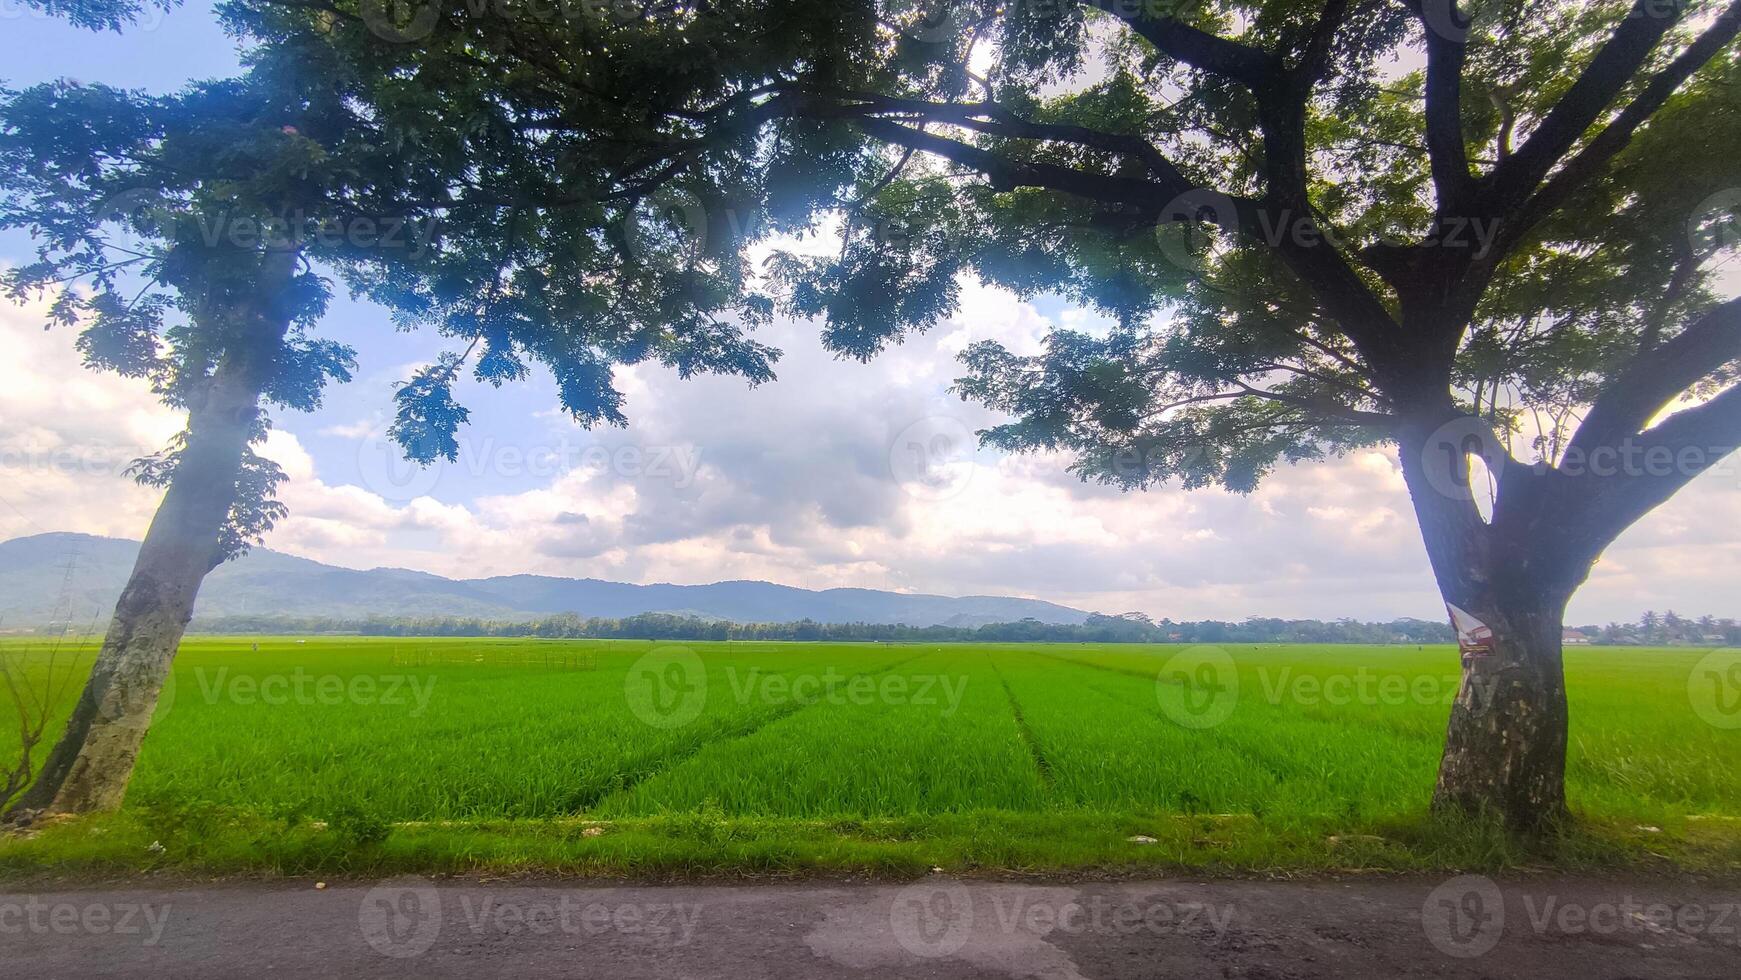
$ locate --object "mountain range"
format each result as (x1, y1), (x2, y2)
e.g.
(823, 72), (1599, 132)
(0, 532), (1090, 629)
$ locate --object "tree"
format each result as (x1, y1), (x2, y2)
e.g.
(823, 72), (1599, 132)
(243, 0), (1741, 829)
(12, 0), (174, 31)
(0, 633), (90, 816)
(1, 5), (778, 813)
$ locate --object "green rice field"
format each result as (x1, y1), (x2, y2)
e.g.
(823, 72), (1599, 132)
(2, 636), (1738, 877)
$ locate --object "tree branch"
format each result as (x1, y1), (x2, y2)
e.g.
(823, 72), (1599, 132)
(1076, 0), (1280, 89)
(1553, 381), (1741, 565)
(826, 92), (1197, 191)
(848, 115), (1189, 210)
(1568, 297), (1741, 457)
(1292, 0), (1353, 87)
(1400, 0), (1477, 214)
(842, 103), (1407, 373)
(1484, 0), (1691, 214)
(1499, 0), (1741, 251)
(1232, 380), (1398, 427)
(1258, 208), (1409, 369)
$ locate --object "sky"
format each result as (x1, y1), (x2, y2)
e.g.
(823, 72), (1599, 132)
(1, 3), (1737, 624)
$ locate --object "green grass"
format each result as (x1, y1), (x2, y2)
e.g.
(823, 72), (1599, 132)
(2, 636), (1738, 879)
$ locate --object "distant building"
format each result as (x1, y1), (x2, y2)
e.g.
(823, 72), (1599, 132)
(1563, 630), (1592, 645)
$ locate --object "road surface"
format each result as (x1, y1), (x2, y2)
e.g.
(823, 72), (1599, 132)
(2, 874), (1736, 977)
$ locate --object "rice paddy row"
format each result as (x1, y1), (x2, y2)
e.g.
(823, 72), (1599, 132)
(2, 636), (1737, 876)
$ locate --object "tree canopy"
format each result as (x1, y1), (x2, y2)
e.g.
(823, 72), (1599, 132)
(1, 14), (790, 553)
(12, 0), (175, 32)
(218, 0), (1741, 500)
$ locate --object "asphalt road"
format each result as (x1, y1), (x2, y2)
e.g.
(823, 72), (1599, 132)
(2, 874), (1736, 978)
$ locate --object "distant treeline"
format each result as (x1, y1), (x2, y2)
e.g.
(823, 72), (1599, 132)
(1576, 611), (1741, 647)
(179, 609), (1741, 646)
(183, 611), (1464, 644)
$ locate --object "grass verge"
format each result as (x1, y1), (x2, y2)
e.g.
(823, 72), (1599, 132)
(3, 808), (1739, 884)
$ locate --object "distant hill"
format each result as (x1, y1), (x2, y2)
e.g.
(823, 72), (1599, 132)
(0, 532), (1090, 629)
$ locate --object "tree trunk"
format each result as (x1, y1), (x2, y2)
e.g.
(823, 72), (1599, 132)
(1430, 591), (1571, 830)
(5, 251), (295, 818)
(6, 360), (269, 815)
(1397, 412), (1577, 832)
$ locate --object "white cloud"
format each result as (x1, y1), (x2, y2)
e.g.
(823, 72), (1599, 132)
(0, 296), (176, 541)
(317, 418), (377, 439)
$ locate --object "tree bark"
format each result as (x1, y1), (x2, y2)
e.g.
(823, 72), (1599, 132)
(1396, 413), (1576, 831)
(5, 254), (294, 818)
(1430, 592), (1571, 830)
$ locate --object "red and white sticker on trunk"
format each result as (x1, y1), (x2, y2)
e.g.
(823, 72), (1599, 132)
(1447, 603), (1495, 663)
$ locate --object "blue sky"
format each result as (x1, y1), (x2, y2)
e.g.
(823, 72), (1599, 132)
(2, 4), (1737, 623)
